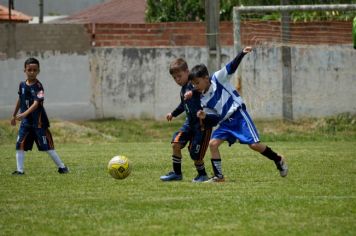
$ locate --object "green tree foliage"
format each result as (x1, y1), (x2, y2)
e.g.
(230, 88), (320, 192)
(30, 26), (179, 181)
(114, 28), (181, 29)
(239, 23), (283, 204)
(145, 0), (205, 22)
(145, 0), (355, 22)
(220, 0), (279, 20)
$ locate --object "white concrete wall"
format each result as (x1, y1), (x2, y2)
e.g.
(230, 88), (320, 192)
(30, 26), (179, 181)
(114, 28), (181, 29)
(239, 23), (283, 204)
(242, 45), (356, 119)
(89, 47), (210, 120)
(0, 52), (95, 120)
(292, 45), (356, 118)
(0, 45), (355, 121)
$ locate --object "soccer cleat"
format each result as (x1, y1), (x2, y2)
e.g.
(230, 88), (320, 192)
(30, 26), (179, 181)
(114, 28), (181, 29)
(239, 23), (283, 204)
(192, 174), (209, 183)
(160, 171), (182, 181)
(58, 166), (69, 174)
(12, 170), (25, 175)
(204, 175), (225, 183)
(275, 157), (288, 177)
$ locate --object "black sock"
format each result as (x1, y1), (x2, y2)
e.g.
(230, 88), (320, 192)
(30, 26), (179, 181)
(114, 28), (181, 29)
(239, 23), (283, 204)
(172, 155), (182, 175)
(195, 162), (207, 176)
(261, 146), (282, 163)
(211, 159), (223, 178)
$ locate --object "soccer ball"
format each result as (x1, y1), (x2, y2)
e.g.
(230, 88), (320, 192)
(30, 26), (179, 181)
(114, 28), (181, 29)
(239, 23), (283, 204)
(108, 155), (131, 179)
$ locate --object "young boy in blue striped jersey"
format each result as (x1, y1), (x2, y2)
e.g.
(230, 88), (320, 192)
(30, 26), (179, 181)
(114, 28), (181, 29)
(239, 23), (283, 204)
(188, 46), (288, 182)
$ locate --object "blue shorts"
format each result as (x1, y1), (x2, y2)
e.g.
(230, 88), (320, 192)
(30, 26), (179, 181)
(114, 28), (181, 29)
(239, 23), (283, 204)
(16, 125), (55, 151)
(171, 124), (212, 161)
(212, 104), (260, 145)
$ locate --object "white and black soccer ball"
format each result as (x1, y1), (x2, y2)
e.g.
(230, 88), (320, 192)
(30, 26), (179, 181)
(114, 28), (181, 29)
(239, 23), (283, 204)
(108, 155), (131, 179)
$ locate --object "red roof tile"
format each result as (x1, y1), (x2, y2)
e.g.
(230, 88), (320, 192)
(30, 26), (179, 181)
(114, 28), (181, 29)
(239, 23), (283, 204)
(62, 0), (147, 24)
(0, 4), (32, 22)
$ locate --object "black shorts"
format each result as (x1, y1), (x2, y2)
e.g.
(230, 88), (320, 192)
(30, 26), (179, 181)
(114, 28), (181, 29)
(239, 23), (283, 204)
(16, 125), (55, 151)
(171, 125), (212, 161)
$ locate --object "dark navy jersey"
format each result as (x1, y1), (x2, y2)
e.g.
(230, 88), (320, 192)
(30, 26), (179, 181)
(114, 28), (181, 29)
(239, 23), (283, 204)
(171, 82), (201, 125)
(171, 82), (219, 129)
(18, 79), (49, 128)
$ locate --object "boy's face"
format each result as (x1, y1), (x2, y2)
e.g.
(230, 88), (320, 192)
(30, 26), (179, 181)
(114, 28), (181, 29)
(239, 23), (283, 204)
(24, 64), (40, 81)
(171, 70), (189, 86)
(191, 76), (210, 93)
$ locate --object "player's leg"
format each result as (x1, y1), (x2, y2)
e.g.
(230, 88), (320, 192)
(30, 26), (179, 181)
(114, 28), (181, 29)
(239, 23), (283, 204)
(205, 105), (258, 182)
(13, 150), (25, 175)
(172, 141), (183, 175)
(35, 128), (69, 174)
(207, 138), (225, 182)
(47, 149), (69, 174)
(13, 126), (34, 175)
(237, 105), (288, 177)
(160, 129), (189, 181)
(249, 142), (288, 177)
(190, 128), (212, 182)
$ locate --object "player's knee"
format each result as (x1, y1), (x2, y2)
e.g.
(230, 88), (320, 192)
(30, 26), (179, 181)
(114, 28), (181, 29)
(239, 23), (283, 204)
(209, 139), (220, 151)
(249, 143), (260, 152)
(171, 142), (181, 152)
(16, 142), (24, 150)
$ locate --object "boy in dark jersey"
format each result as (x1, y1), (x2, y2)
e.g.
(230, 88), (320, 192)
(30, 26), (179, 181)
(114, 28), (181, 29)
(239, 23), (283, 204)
(10, 57), (69, 175)
(160, 58), (218, 182)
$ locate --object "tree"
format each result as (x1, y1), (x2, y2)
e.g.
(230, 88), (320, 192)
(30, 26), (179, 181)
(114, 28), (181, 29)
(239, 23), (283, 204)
(145, 0), (356, 22)
(145, 0), (205, 22)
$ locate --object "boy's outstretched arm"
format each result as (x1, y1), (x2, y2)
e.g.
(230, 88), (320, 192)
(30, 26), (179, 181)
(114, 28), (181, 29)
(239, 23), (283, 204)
(225, 46), (252, 75)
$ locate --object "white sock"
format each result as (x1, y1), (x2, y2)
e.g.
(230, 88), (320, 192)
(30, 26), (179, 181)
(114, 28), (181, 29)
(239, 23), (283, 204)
(47, 150), (65, 168)
(16, 150), (25, 172)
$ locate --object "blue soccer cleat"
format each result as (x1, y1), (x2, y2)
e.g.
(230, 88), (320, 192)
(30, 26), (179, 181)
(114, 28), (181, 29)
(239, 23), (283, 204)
(192, 174), (209, 183)
(160, 171), (182, 181)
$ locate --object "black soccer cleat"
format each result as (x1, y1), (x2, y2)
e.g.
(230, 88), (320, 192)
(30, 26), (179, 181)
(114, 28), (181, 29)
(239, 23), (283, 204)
(58, 166), (69, 174)
(12, 170), (25, 175)
(275, 157), (288, 177)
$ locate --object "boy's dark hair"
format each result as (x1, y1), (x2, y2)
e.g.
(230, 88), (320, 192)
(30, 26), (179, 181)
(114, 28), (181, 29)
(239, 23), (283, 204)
(188, 64), (209, 81)
(24, 57), (40, 69)
(169, 58), (188, 75)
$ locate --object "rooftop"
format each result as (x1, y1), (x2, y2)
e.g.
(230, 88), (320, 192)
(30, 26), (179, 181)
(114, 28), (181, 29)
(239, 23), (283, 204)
(61, 0), (147, 24)
(0, 4), (32, 22)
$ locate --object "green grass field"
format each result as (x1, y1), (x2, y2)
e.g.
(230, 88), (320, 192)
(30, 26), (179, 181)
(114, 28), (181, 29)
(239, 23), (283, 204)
(0, 115), (355, 236)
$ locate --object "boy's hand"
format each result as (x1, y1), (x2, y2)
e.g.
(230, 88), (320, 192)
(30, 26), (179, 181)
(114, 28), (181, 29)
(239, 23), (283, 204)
(166, 113), (173, 122)
(10, 117), (16, 126)
(197, 110), (206, 119)
(15, 113), (25, 121)
(184, 91), (193, 100)
(243, 46), (253, 53)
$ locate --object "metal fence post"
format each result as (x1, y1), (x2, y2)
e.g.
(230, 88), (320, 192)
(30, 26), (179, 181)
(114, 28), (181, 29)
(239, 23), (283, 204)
(233, 7), (242, 93)
(281, 0), (293, 121)
(205, 0), (221, 72)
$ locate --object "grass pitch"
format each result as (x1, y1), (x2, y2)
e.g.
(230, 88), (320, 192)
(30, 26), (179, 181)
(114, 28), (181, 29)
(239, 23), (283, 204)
(0, 116), (355, 236)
